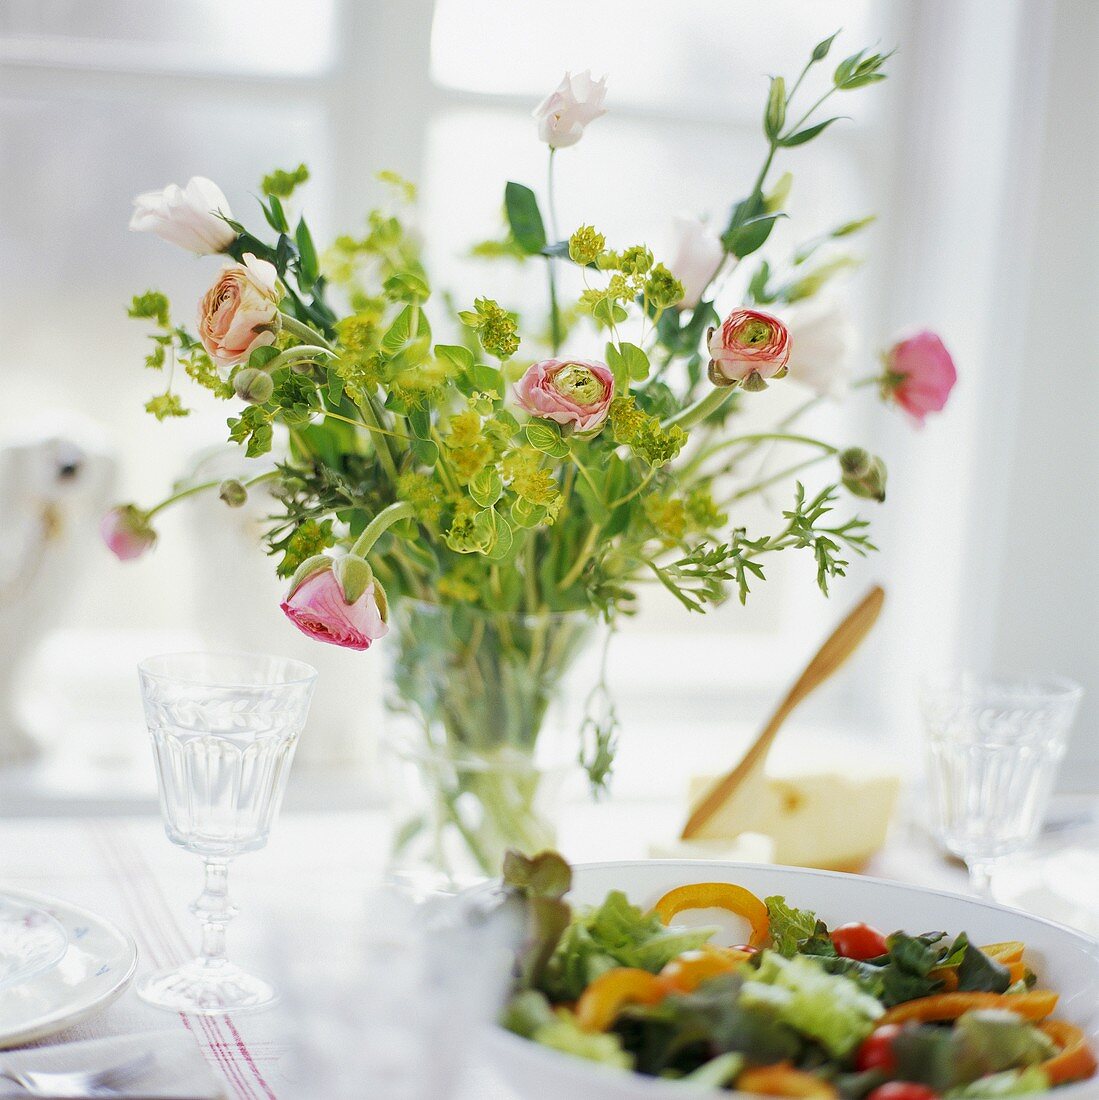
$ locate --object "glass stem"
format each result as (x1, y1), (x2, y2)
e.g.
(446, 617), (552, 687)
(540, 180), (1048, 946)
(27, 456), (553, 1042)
(967, 857), (997, 899)
(192, 859), (237, 969)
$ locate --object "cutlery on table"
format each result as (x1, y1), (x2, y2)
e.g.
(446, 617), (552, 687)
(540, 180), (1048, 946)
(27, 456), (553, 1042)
(0, 1051), (154, 1098)
(681, 584), (886, 840)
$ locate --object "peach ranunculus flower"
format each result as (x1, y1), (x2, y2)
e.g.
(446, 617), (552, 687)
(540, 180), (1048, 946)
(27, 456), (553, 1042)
(515, 358), (615, 433)
(883, 330), (957, 426)
(280, 555), (389, 651)
(533, 71), (608, 149)
(129, 176), (235, 255)
(707, 308), (791, 389)
(198, 253), (282, 369)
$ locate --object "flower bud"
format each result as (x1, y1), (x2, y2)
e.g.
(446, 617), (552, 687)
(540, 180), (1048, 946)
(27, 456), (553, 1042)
(233, 367), (274, 405)
(332, 553), (375, 604)
(218, 479), (247, 508)
(100, 505), (156, 561)
(839, 447), (887, 502)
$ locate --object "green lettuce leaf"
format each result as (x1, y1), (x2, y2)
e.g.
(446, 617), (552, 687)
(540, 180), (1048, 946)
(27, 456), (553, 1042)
(945, 1067), (1051, 1098)
(541, 890), (715, 1001)
(741, 951), (884, 1058)
(765, 896), (823, 957)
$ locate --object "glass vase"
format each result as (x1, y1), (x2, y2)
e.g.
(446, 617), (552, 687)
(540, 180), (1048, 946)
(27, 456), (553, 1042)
(383, 601), (600, 891)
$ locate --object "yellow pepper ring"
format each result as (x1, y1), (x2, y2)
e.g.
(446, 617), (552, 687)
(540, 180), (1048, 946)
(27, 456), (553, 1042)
(574, 967), (667, 1032)
(651, 882), (770, 949)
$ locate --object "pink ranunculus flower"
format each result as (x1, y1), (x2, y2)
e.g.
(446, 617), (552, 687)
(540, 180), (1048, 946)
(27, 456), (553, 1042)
(100, 505), (156, 561)
(884, 330), (957, 426)
(707, 308), (791, 388)
(198, 253), (281, 369)
(280, 558), (389, 652)
(129, 176), (235, 255)
(533, 71), (608, 149)
(515, 358), (615, 433)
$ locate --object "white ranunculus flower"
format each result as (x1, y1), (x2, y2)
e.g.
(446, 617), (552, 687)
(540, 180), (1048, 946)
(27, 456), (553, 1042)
(779, 299), (858, 397)
(533, 70), (608, 149)
(129, 176), (235, 255)
(666, 215), (724, 308)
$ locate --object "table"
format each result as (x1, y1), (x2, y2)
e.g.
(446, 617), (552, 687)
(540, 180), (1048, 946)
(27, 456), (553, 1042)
(0, 807), (969, 1098)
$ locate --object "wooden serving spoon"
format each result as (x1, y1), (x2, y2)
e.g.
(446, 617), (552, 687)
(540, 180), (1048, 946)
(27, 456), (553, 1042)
(680, 584), (886, 840)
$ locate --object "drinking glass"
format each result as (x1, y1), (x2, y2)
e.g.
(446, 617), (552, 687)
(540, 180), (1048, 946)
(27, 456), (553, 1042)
(136, 651), (317, 1014)
(921, 671), (1082, 896)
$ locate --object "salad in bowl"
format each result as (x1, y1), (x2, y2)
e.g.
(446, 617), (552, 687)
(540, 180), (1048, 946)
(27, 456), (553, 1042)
(492, 855), (1099, 1098)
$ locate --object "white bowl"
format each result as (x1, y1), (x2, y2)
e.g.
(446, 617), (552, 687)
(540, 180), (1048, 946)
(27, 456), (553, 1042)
(481, 860), (1099, 1099)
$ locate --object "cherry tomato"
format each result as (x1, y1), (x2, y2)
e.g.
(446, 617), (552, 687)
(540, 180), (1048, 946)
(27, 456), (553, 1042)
(855, 1024), (902, 1073)
(831, 921), (888, 961)
(867, 1084), (940, 1100)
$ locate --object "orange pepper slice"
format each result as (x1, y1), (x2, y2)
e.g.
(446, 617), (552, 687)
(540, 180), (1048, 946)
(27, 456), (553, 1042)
(928, 965), (960, 992)
(659, 945), (750, 994)
(736, 1063), (838, 1097)
(880, 989), (1058, 1027)
(574, 967), (667, 1032)
(981, 940), (1026, 964)
(1040, 1018), (1099, 1085)
(651, 882), (770, 948)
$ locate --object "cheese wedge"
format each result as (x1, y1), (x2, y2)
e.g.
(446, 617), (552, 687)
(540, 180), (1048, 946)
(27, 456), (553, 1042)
(685, 754), (901, 872)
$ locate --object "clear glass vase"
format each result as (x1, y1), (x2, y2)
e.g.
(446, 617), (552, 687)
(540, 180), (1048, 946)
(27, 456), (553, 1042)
(383, 601), (599, 891)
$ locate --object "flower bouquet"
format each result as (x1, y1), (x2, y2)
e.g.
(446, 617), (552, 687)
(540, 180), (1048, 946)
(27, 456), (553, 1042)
(108, 33), (955, 885)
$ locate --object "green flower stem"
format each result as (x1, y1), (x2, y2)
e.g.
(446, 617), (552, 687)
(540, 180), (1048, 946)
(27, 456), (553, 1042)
(662, 385), (736, 431)
(278, 311), (336, 353)
(546, 148), (563, 355)
(350, 501), (417, 559)
(144, 470), (277, 519)
(608, 469), (655, 509)
(569, 452), (604, 503)
(319, 409), (410, 442)
(558, 524), (601, 590)
(721, 451), (833, 506)
(360, 394), (401, 486)
(690, 431), (837, 473)
(264, 345), (335, 373)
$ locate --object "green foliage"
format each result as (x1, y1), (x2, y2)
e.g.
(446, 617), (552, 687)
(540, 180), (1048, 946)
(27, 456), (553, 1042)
(459, 297), (520, 360)
(144, 393), (188, 420)
(261, 163), (310, 199)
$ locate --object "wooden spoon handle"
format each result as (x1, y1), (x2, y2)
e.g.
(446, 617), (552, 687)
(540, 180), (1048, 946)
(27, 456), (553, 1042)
(680, 584), (885, 840)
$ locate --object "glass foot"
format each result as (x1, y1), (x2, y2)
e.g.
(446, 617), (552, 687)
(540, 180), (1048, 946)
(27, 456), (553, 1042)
(137, 959), (277, 1015)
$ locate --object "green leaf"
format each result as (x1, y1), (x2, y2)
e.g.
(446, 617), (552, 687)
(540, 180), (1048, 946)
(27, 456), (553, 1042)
(471, 363), (504, 396)
(619, 341), (650, 382)
(780, 116), (846, 147)
(408, 406), (431, 439)
(295, 217), (319, 289)
(435, 344), (475, 371)
(410, 436), (438, 467)
(766, 896), (822, 957)
(485, 511), (516, 561)
(261, 163), (309, 199)
(262, 195), (289, 234)
(525, 421), (570, 459)
(722, 192), (787, 258)
(504, 181), (547, 254)
(764, 75), (787, 140)
(469, 468), (503, 509)
(383, 270), (430, 301)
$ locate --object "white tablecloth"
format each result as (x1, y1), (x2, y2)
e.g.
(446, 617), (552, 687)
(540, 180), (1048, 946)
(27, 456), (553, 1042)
(0, 807), (967, 1098)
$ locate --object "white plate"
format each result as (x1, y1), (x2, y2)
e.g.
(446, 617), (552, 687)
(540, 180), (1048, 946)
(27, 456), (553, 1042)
(0, 894), (68, 991)
(481, 860), (1099, 1100)
(0, 888), (137, 1048)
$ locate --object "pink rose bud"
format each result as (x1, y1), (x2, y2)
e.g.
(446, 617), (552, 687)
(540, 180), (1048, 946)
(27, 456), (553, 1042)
(883, 330), (957, 426)
(129, 176), (235, 255)
(280, 555), (389, 652)
(515, 358), (615, 433)
(100, 505), (156, 562)
(198, 253), (281, 369)
(707, 308), (791, 390)
(532, 71), (608, 149)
